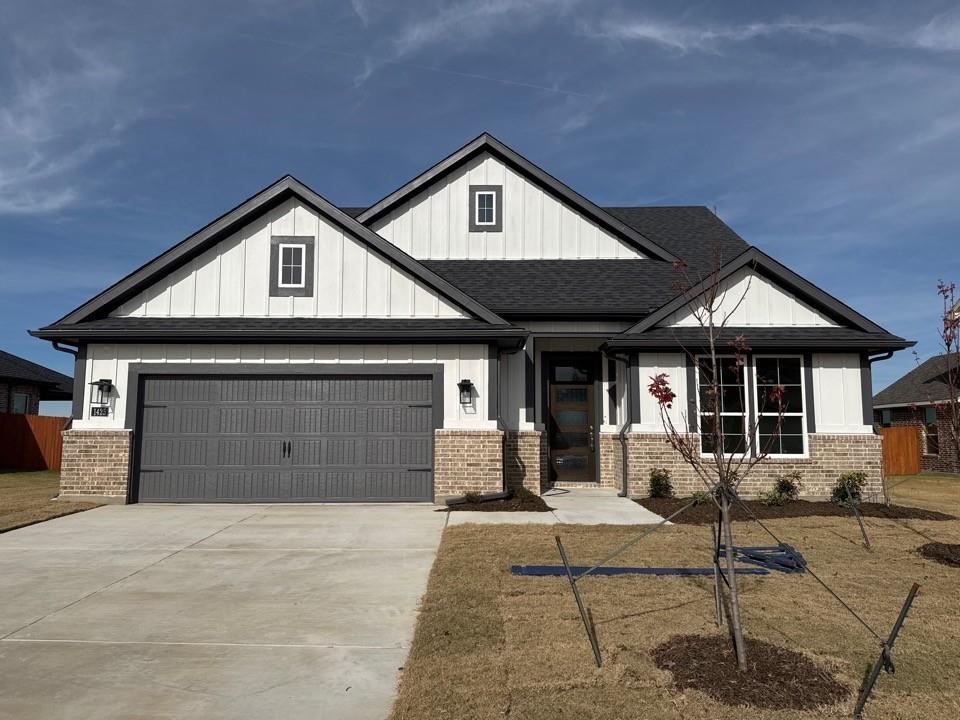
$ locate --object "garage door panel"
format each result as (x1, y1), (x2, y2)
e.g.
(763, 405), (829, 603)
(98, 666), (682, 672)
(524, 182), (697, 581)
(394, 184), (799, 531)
(136, 373), (434, 502)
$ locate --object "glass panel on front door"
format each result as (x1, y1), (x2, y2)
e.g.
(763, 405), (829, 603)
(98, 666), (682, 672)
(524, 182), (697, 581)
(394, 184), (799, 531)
(547, 355), (597, 483)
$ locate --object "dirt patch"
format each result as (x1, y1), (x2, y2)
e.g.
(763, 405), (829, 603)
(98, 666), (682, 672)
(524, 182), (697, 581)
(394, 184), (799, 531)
(636, 496), (956, 524)
(651, 634), (849, 710)
(917, 542), (960, 567)
(445, 494), (554, 512)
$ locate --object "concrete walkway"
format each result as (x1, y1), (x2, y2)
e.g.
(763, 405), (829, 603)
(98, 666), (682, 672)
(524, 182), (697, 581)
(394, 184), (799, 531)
(0, 503), (446, 720)
(445, 488), (667, 525)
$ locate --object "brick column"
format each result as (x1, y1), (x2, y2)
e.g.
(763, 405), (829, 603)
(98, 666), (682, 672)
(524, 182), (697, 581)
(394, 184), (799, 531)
(504, 430), (546, 495)
(433, 429), (503, 501)
(60, 430), (132, 502)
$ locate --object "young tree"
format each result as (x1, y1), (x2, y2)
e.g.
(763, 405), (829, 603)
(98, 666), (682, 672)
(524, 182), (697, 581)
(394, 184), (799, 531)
(936, 281), (960, 470)
(647, 249), (788, 671)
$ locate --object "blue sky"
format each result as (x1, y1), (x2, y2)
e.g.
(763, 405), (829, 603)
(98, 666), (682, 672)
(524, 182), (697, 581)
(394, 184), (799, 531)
(2, 1), (958, 415)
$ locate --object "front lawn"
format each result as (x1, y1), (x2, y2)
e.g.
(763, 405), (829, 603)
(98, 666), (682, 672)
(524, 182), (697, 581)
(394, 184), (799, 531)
(0, 470), (100, 533)
(391, 479), (960, 719)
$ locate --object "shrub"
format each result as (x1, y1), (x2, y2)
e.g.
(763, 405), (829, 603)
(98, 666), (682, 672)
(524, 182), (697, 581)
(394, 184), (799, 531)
(649, 468), (674, 498)
(691, 490), (713, 506)
(463, 491), (482, 504)
(832, 472), (867, 505)
(513, 486), (537, 500)
(760, 471), (803, 506)
(775, 471), (802, 501)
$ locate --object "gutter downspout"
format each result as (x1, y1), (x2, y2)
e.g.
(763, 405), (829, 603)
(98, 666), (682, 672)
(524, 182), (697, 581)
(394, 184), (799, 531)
(51, 341), (80, 431)
(868, 351), (894, 364)
(604, 350), (633, 498)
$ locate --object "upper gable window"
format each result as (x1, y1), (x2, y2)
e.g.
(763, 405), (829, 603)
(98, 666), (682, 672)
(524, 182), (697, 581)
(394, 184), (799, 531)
(278, 244), (305, 288)
(270, 236), (314, 297)
(469, 185), (502, 232)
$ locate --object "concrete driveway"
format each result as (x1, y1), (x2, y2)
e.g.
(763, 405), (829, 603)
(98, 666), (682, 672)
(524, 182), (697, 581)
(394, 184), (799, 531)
(0, 503), (446, 720)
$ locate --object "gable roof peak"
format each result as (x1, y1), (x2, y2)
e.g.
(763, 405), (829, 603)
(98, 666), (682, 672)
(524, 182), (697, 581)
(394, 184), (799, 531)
(356, 134), (679, 263)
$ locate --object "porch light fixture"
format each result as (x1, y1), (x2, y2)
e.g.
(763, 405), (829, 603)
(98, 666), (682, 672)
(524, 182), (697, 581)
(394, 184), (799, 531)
(457, 379), (474, 405)
(89, 378), (113, 406)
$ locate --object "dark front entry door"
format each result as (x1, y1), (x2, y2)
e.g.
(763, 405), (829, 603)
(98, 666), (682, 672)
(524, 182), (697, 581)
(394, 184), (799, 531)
(546, 354), (598, 483)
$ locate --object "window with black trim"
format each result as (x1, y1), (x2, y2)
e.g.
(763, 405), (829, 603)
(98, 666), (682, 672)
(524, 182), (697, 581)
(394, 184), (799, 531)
(755, 356), (806, 456)
(269, 236), (314, 297)
(923, 406), (939, 455)
(697, 356), (747, 454)
(469, 185), (502, 231)
(879, 409), (892, 427)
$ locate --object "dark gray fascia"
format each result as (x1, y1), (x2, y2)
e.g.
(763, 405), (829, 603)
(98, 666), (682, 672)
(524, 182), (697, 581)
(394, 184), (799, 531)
(269, 236), (315, 297)
(356, 133), (679, 263)
(44, 176), (512, 329)
(469, 185), (503, 232)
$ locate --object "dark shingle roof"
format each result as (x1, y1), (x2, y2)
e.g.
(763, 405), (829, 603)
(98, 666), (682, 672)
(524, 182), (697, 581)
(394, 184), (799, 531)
(606, 326), (911, 353)
(603, 206), (748, 270)
(873, 354), (958, 406)
(0, 350), (73, 399)
(422, 260), (680, 316)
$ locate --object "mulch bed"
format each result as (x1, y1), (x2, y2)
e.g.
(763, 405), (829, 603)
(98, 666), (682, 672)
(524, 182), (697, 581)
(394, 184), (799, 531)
(651, 634), (848, 710)
(917, 542), (960, 567)
(445, 494), (554, 512)
(636, 496), (956, 524)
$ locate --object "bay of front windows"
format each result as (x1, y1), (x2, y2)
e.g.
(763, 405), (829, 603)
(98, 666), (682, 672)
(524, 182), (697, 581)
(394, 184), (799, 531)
(696, 355), (806, 457)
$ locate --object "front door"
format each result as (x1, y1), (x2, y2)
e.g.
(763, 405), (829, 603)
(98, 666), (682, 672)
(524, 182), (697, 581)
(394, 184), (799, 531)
(546, 353), (598, 483)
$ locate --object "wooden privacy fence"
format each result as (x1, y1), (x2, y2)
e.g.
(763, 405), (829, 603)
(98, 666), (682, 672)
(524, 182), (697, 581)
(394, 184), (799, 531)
(0, 414), (69, 471)
(880, 426), (921, 476)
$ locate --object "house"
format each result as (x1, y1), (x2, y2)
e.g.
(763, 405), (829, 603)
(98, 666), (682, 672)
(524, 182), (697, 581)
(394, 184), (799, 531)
(0, 350), (72, 416)
(874, 354), (959, 474)
(31, 133), (912, 504)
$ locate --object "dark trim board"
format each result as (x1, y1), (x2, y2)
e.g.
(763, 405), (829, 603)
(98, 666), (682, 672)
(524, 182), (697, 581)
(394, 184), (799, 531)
(488, 344), (499, 422)
(71, 345), (87, 420)
(859, 353), (873, 427)
(803, 352), (817, 433)
(124, 363), (444, 504)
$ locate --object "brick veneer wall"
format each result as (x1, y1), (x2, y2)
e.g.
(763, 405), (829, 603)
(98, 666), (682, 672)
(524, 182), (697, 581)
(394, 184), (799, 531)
(599, 433), (624, 490)
(504, 430), (547, 495)
(60, 430), (131, 500)
(434, 429), (503, 499)
(625, 432), (885, 499)
(879, 405), (959, 474)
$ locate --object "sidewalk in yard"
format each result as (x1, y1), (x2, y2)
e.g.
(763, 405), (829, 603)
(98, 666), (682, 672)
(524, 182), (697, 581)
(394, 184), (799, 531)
(444, 488), (667, 526)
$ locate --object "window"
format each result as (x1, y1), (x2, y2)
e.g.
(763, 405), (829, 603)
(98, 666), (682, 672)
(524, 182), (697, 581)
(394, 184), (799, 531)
(697, 356), (747, 455)
(754, 356), (806, 456)
(923, 406), (939, 455)
(11, 392), (29, 415)
(468, 185), (502, 231)
(880, 409), (892, 427)
(269, 236), (314, 297)
(278, 244), (305, 288)
(475, 191), (495, 225)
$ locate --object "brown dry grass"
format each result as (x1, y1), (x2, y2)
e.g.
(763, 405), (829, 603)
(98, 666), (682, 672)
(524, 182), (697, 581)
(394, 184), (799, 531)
(392, 474), (960, 719)
(0, 470), (99, 532)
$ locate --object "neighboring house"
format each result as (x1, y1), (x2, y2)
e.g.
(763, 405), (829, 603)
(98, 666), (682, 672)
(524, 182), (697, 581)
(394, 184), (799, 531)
(0, 350), (72, 416)
(874, 354), (959, 474)
(32, 133), (911, 504)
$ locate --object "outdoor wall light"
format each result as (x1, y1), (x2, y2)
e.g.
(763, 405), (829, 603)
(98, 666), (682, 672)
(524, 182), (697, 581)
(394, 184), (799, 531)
(89, 379), (114, 405)
(457, 379), (474, 405)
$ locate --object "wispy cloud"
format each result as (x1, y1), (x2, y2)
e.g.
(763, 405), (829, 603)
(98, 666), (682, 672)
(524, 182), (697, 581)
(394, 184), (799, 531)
(0, 26), (142, 215)
(584, 13), (960, 54)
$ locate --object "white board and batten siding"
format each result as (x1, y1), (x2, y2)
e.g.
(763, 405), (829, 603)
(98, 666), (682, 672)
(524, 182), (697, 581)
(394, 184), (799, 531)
(666, 268), (838, 327)
(76, 343), (494, 431)
(631, 352), (869, 435)
(112, 199), (466, 319)
(372, 152), (644, 260)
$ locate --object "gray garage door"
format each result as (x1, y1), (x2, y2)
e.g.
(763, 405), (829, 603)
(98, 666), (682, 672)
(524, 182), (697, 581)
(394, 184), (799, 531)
(135, 374), (434, 502)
